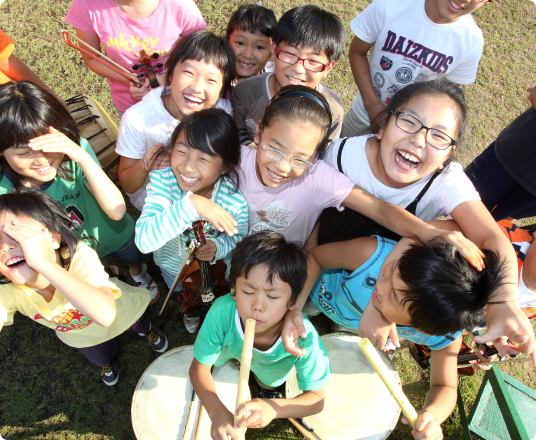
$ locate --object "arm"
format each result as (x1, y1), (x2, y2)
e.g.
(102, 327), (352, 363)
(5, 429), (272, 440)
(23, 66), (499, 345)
(29, 128), (126, 220)
(403, 337), (461, 440)
(348, 37), (386, 123)
(451, 201), (536, 360)
(190, 359), (241, 440)
(235, 389), (324, 429)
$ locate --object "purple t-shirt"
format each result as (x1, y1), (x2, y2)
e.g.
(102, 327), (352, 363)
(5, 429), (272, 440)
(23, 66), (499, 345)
(238, 145), (354, 244)
(66, 0), (206, 112)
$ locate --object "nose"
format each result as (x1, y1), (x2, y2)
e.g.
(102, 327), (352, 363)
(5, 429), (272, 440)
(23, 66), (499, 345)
(275, 157), (292, 173)
(252, 296), (265, 312)
(410, 127), (427, 149)
(244, 45), (254, 59)
(0, 231), (15, 253)
(183, 156), (196, 172)
(291, 59), (306, 74)
(190, 76), (204, 94)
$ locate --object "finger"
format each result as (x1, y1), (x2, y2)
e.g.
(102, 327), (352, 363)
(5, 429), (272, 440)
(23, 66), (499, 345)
(291, 314), (307, 338)
(389, 327), (401, 348)
(401, 416), (409, 425)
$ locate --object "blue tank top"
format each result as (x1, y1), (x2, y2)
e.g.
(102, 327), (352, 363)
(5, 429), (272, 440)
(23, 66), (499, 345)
(309, 236), (461, 350)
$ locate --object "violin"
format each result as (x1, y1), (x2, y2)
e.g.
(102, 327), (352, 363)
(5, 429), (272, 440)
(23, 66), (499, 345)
(409, 340), (499, 376)
(158, 220), (231, 319)
(132, 50), (163, 88)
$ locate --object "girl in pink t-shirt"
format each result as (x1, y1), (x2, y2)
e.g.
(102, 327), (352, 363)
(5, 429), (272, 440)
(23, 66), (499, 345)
(66, 0), (206, 114)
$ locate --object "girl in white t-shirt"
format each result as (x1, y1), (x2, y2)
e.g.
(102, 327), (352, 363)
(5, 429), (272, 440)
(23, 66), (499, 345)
(303, 80), (534, 361)
(116, 31), (235, 211)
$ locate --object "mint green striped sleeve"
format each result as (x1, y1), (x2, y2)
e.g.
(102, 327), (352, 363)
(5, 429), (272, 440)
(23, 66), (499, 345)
(211, 181), (249, 261)
(135, 171), (200, 254)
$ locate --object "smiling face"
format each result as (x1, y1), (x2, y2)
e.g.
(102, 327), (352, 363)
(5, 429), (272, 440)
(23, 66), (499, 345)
(170, 130), (227, 198)
(1, 145), (63, 187)
(0, 211), (59, 288)
(233, 264), (292, 335)
(229, 30), (272, 79)
(371, 259), (413, 326)
(254, 118), (322, 188)
(271, 42), (333, 93)
(425, 0), (488, 24)
(371, 93), (459, 188)
(166, 59), (224, 120)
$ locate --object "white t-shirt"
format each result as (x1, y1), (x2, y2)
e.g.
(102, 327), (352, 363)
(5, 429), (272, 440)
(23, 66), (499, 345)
(322, 136), (480, 220)
(348, 0), (484, 124)
(116, 87), (232, 210)
(238, 145), (354, 244)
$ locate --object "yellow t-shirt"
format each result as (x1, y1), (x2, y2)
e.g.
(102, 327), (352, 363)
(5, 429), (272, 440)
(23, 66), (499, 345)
(0, 243), (150, 348)
(0, 29), (15, 84)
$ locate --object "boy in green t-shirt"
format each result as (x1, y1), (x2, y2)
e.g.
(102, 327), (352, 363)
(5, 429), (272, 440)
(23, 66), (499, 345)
(190, 232), (330, 440)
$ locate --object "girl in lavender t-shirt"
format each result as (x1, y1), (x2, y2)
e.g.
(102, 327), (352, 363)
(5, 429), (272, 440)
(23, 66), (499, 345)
(66, 0), (206, 114)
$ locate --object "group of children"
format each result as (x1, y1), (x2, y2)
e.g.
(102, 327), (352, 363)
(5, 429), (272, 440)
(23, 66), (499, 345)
(1, 0), (536, 439)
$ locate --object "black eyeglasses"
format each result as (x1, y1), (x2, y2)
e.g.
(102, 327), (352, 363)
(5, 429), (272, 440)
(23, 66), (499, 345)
(394, 111), (456, 150)
(274, 49), (331, 73)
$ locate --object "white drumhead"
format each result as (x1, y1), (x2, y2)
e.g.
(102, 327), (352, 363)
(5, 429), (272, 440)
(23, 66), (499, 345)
(132, 346), (245, 440)
(286, 333), (401, 440)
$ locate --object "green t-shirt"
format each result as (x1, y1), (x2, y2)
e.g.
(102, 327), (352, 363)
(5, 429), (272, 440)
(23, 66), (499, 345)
(0, 138), (134, 257)
(194, 293), (331, 390)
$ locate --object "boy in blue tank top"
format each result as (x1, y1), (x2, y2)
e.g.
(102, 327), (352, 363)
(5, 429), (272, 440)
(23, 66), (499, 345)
(294, 222), (507, 440)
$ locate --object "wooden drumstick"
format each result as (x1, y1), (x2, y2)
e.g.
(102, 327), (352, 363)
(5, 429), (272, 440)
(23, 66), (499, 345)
(193, 404), (204, 440)
(288, 418), (315, 440)
(359, 338), (419, 427)
(182, 388), (197, 440)
(234, 319), (256, 437)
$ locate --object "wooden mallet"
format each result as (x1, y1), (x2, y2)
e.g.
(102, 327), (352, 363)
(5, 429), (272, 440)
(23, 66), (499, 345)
(234, 319), (256, 438)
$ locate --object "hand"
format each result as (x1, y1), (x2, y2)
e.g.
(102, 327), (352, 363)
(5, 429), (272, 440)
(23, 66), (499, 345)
(197, 240), (217, 261)
(402, 410), (443, 440)
(28, 127), (89, 164)
(2, 218), (58, 271)
(528, 86), (536, 110)
(235, 398), (278, 429)
(211, 408), (241, 440)
(282, 307), (307, 356)
(358, 300), (400, 350)
(130, 78), (151, 101)
(189, 195), (238, 236)
(474, 302), (536, 362)
(469, 344), (493, 371)
(145, 143), (169, 171)
(426, 229), (485, 271)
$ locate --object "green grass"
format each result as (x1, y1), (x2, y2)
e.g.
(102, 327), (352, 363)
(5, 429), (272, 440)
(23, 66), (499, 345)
(1, 0), (536, 439)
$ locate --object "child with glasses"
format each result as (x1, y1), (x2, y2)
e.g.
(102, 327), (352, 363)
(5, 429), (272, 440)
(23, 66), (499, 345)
(232, 5), (345, 145)
(282, 80), (536, 365)
(341, 0), (489, 138)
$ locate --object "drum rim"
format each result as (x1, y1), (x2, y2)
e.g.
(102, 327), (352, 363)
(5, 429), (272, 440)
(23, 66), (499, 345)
(285, 332), (401, 440)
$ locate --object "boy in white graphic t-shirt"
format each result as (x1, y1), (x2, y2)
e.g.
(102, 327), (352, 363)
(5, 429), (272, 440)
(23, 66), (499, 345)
(342, 0), (489, 137)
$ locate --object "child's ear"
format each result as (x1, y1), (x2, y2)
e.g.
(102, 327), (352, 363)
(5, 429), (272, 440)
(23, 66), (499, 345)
(49, 231), (62, 250)
(253, 120), (262, 145)
(320, 61), (336, 79)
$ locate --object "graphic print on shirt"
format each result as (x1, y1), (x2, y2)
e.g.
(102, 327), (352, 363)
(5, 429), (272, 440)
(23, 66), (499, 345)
(248, 201), (292, 235)
(33, 309), (93, 332)
(317, 277), (336, 315)
(65, 205), (85, 229)
(106, 33), (173, 58)
(380, 30), (454, 74)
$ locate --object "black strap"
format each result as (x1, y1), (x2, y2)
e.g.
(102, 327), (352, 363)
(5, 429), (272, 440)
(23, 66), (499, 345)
(337, 137), (349, 173)
(405, 170), (442, 215)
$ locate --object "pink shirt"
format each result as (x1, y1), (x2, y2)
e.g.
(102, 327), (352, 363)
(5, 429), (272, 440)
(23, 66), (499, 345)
(238, 145), (354, 244)
(66, 0), (206, 112)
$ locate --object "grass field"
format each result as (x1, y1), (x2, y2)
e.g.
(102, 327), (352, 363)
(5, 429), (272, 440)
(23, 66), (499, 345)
(1, 0), (536, 439)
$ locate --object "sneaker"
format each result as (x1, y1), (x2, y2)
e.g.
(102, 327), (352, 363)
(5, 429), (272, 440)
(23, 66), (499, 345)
(134, 266), (160, 304)
(183, 315), (201, 333)
(101, 358), (119, 386)
(258, 387), (283, 399)
(141, 323), (168, 353)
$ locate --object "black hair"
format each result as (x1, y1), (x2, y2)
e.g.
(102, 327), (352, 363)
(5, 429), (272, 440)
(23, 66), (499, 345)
(397, 237), (508, 335)
(165, 31), (235, 98)
(371, 79), (468, 164)
(262, 85), (332, 157)
(229, 231), (308, 306)
(272, 5), (345, 62)
(150, 108), (241, 190)
(0, 191), (81, 284)
(226, 4), (277, 39)
(0, 81), (78, 189)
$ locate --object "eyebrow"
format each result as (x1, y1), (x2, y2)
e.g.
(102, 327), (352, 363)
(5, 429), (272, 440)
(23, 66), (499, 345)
(244, 280), (282, 292)
(287, 43), (322, 57)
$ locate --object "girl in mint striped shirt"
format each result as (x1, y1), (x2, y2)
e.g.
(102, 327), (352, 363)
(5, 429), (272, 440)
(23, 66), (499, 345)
(135, 109), (248, 332)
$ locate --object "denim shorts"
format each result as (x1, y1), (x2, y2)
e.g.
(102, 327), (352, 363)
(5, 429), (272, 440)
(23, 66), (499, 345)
(108, 232), (145, 266)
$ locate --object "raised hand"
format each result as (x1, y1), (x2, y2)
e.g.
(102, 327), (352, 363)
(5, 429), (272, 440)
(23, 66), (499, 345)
(190, 195), (238, 236)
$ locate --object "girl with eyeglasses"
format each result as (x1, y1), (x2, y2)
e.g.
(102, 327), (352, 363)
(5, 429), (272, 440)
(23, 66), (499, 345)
(306, 79), (535, 363)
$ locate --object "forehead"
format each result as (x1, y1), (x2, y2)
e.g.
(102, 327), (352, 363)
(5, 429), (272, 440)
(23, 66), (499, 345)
(230, 30), (271, 43)
(239, 265), (291, 292)
(398, 94), (459, 133)
(262, 121), (321, 156)
(177, 59), (224, 77)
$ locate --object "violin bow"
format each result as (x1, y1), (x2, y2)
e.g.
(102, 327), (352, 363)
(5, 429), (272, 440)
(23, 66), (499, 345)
(61, 30), (142, 88)
(158, 240), (198, 319)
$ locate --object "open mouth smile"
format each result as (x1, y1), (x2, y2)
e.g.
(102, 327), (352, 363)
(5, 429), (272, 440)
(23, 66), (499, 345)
(32, 164), (52, 174)
(180, 173), (200, 185)
(5, 256), (26, 269)
(395, 150), (421, 169)
(238, 60), (256, 69)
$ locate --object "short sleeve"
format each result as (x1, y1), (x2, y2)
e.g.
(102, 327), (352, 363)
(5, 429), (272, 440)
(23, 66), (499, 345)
(65, 0), (98, 35)
(444, 42), (483, 85)
(350, 0), (389, 43)
(116, 108), (147, 159)
(295, 321), (331, 390)
(321, 139), (343, 171)
(193, 304), (225, 365)
(175, 0), (207, 37)
(432, 163), (480, 217)
(309, 161), (354, 211)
